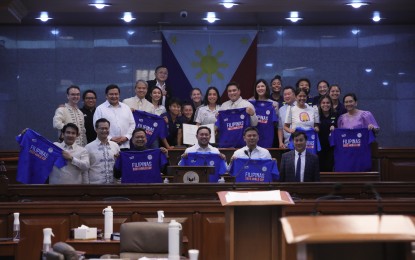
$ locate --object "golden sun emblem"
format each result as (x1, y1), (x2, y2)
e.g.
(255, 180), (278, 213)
(192, 44), (228, 84)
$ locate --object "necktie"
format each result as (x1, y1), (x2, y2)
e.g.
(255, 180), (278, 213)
(138, 99), (143, 110)
(295, 152), (301, 182)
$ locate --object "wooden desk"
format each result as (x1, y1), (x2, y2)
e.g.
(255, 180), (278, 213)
(0, 240), (18, 258)
(66, 239), (119, 255)
(281, 215), (415, 260)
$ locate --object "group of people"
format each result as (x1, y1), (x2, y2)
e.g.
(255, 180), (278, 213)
(47, 64), (380, 184)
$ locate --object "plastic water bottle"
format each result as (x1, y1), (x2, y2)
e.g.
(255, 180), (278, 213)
(157, 210), (165, 223)
(13, 212), (20, 241)
(168, 220), (182, 260)
(102, 206), (113, 240)
(42, 228), (54, 260)
(164, 177), (169, 184)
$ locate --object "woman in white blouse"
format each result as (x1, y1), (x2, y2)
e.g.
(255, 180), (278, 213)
(195, 86), (221, 126)
(150, 86), (166, 116)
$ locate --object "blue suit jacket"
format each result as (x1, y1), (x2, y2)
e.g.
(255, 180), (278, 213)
(279, 150), (320, 182)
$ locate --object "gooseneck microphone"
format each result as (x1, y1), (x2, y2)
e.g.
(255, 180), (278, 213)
(312, 183), (344, 216)
(365, 183), (383, 216)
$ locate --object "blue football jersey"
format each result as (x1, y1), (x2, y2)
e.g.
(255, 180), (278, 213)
(132, 110), (167, 147)
(288, 127), (321, 154)
(179, 152), (227, 182)
(249, 100), (278, 148)
(329, 128), (375, 172)
(16, 129), (66, 184)
(115, 149), (168, 183)
(216, 108), (250, 148)
(229, 158), (279, 182)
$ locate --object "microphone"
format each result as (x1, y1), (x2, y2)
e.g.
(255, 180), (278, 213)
(365, 183), (383, 216)
(312, 183), (343, 216)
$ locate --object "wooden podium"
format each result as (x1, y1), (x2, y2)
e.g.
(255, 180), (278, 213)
(281, 215), (415, 260)
(218, 190), (294, 260)
(167, 166), (214, 183)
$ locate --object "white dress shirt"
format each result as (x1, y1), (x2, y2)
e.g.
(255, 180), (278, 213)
(183, 143), (220, 154)
(194, 105), (220, 125)
(123, 96), (155, 114)
(219, 97), (258, 126)
(153, 105), (167, 116)
(85, 138), (120, 184)
(232, 145), (272, 159)
(93, 101), (136, 149)
(295, 150), (306, 182)
(156, 81), (167, 107)
(53, 103), (87, 146)
(49, 142), (90, 184)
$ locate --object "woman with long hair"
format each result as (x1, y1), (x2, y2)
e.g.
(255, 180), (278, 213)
(250, 79), (279, 148)
(317, 95), (338, 171)
(194, 86), (221, 126)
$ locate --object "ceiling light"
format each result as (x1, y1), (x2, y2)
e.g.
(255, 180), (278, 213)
(285, 11), (303, 23)
(219, 2), (239, 8)
(88, 3), (111, 9)
(372, 11), (381, 22)
(127, 30), (135, 35)
(346, 2), (369, 8)
(36, 12), (52, 22)
(203, 12), (220, 23)
(50, 29), (60, 35)
(351, 29), (360, 35)
(121, 12), (136, 23)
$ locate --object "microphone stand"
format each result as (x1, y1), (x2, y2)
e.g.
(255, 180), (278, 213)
(365, 183), (383, 216)
(312, 183), (344, 216)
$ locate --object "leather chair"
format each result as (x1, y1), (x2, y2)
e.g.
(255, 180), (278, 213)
(44, 242), (83, 260)
(119, 222), (171, 259)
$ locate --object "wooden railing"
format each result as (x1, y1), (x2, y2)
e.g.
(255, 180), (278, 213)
(2, 147), (415, 183)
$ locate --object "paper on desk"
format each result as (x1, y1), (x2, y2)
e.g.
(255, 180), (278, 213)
(225, 190), (281, 203)
(183, 123), (215, 145)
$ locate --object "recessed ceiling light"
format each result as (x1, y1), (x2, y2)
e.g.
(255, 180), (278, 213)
(203, 12), (220, 23)
(219, 2), (240, 9)
(88, 3), (112, 9)
(36, 12), (53, 22)
(285, 11), (303, 23)
(346, 2), (369, 8)
(50, 29), (60, 35)
(121, 12), (136, 23)
(372, 11), (381, 22)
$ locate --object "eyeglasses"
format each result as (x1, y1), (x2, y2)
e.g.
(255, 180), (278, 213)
(85, 97), (96, 100)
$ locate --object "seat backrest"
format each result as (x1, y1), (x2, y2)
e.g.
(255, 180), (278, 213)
(120, 222), (171, 259)
(52, 242), (80, 260)
(44, 251), (65, 260)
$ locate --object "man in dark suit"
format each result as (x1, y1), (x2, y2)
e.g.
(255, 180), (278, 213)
(280, 131), (320, 182)
(146, 65), (172, 107)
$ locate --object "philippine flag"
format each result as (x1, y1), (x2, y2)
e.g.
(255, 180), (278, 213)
(162, 30), (258, 102)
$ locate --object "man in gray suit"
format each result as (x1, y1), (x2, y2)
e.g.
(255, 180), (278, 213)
(280, 131), (320, 182)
